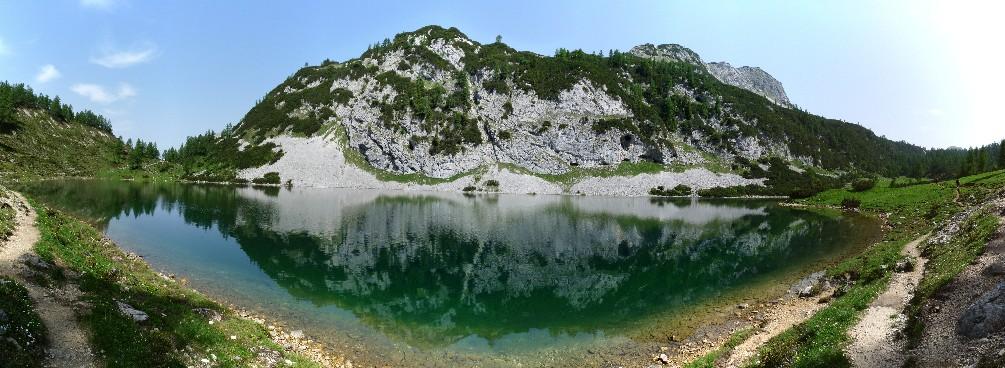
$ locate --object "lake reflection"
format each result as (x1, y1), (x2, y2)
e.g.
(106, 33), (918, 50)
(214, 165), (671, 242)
(20, 180), (880, 363)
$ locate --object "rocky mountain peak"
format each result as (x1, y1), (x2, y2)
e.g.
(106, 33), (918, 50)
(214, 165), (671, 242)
(705, 61), (793, 108)
(629, 43), (704, 65)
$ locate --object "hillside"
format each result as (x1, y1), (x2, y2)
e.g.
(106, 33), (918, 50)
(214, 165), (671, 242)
(172, 25), (934, 196)
(0, 82), (125, 178)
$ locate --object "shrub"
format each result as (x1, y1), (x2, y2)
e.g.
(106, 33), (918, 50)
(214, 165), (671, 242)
(851, 178), (876, 192)
(649, 184), (691, 197)
(252, 172), (281, 185)
(484, 179), (499, 187)
(841, 197), (862, 210)
(462, 186), (476, 192)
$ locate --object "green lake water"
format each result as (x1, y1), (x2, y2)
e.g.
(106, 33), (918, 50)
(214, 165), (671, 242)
(18, 180), (881, 367)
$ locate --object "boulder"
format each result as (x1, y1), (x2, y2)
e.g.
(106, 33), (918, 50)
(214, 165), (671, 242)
(958, 282), (1005, 338)
(791, 271), (825, 298)
(116, 301), (148, 322)
(983, 262), (1005, 277)
(192, 307), (223, 322)
(253, 347), (283, 368)
(894, 259), (915, 273)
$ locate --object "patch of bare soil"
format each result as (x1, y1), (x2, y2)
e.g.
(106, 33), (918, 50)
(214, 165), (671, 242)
(721, 295), (829, 367)
(0, 191), (96, 367)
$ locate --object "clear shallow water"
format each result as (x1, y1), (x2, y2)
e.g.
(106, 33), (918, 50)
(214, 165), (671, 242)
(20, 180), (881, 366)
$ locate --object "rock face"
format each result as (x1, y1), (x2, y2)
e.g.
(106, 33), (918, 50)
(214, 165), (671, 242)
(706, 62), (794, 108)
(957, 282), (1005, 338)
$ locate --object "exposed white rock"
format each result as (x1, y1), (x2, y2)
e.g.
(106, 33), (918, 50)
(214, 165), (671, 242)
(238, 135), (765, 196)
(570, 168), (764, 196)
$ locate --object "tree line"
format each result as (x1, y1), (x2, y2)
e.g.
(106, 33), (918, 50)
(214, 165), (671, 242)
(953, 141), (1005, 178)
(125, 138), (160, 169)
(0, 81), (113, 133)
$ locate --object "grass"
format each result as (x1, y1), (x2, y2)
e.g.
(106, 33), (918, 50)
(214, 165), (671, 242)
(0, 276), (48, 367)
(684, 327), (755, 368)
(745, 170), (1005, 367)
(30, 200), (320, 368)
(97, 161), (186, 182)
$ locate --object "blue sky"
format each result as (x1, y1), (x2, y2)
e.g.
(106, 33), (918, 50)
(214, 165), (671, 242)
(0, 0), (1002, 149)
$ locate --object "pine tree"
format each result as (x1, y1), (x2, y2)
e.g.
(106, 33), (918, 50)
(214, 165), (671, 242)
(961, 149), (974, 177)
(999, 139), (1005, 169)
(978, 148), (988, 174)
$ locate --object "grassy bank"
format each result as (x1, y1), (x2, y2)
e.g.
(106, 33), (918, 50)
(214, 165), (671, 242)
(685, 327), (755, 368)
(0, 276), (48, 367)
(743, 171), (1005, 367)
(30, 200), (321, 367)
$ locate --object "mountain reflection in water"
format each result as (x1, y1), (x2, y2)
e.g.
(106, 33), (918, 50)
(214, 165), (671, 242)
(20, 180), (880, 353)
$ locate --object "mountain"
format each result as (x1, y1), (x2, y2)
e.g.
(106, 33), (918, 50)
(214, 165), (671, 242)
(628, 44), (793, 108)
(0, 82), (126, 178)
(174, 25), (932, 196)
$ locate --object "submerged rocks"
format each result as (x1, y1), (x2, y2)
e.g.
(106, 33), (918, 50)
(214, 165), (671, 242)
(958, 282), (1005, 338)
(116, 301), (148, 322)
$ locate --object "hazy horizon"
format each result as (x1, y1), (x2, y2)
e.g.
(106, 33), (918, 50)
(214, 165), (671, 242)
(1, 0), (1002, 149)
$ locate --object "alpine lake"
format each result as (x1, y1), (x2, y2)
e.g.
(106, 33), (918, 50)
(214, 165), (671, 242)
(18, 179), (882, 367)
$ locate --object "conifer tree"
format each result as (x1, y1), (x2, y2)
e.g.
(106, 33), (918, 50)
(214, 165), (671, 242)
(999, 139), (1005, 169)
(978, 148), (988, 173)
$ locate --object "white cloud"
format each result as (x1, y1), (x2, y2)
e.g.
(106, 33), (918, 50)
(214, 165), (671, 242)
(0, 37), (9, 55)
(80, 0), (116, 10)
(71, 83), (137, 104)
(35, 64), (61, 83)
(91, 45), (156, 68)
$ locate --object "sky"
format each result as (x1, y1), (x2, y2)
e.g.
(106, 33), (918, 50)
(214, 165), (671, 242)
(0, 0), (1002, 149)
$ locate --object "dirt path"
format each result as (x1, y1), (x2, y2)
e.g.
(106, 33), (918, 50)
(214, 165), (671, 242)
(721, 295), (828, 367)
(0, 191), (96, 368)
(846, 235), (929, 367)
